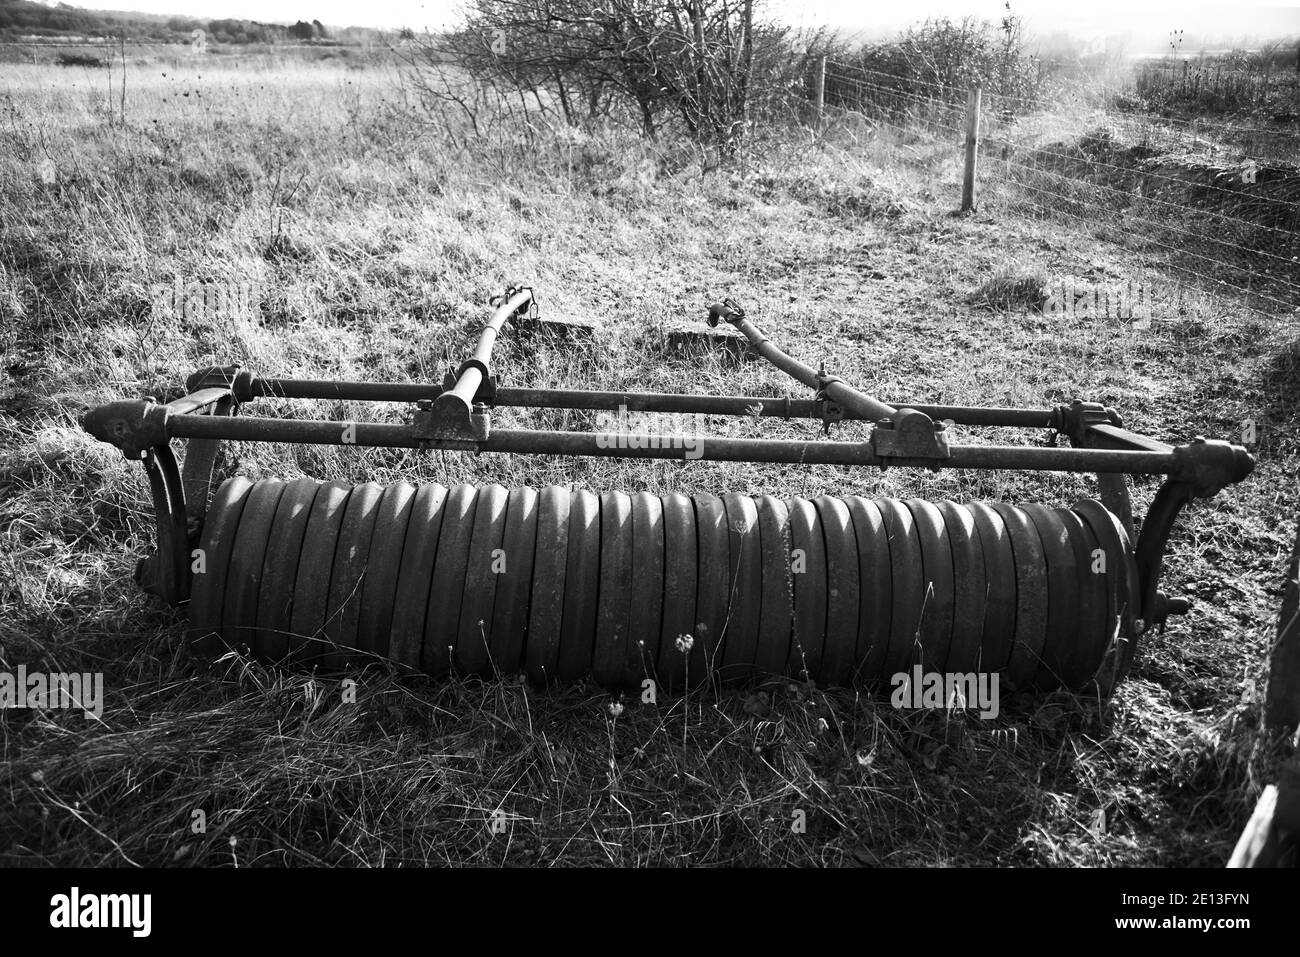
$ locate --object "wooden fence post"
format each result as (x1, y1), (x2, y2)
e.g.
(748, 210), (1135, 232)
(814, 55), (826, 132)
(1265, 520), (1300, 737)
(1229, 517), (1300, 866)
(961, 84), (982, 213)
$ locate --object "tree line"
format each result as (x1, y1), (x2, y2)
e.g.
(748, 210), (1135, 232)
(0, 0), (375, 45)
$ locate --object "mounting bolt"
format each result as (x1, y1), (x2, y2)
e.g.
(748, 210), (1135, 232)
(1134, 618), (1147, 633)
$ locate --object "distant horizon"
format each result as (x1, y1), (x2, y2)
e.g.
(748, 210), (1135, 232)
(17, 0), (1300, 51)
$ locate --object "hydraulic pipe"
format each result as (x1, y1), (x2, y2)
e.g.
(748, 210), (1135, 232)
(708, 304), (897, 422)
(445, 287), (533, 411)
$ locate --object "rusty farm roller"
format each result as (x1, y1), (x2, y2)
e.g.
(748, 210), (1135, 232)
(82, 287), (1254, 695)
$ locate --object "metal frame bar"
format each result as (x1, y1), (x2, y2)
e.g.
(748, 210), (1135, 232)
(247, 377), (1057, 428)
(164, 412), (1186, 472)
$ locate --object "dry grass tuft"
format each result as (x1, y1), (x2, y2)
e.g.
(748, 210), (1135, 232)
(967, 270), (1050, 313)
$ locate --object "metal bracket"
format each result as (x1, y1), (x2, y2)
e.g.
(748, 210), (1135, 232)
(174, 366), (248, 529)
(1170, 437), (1255, 498)
(706, 298), (746, 327)
(816, 396), (844, 434)
(1057, 399), (1136, 537)
(83, 371), (252, 606)
(443, 368), (498, 407)
(185, 364), (255, 403)
(180, 397), (235, 531)
(492, 284), (537, 321)
(83, 398), (171, 459)
(870, 408), (951, 463)
(814, 366), (845, 434)
(1054, 399), (1122, 439)
(412, 395), (491, 444)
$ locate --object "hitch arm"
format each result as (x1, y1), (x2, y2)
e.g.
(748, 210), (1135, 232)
(707, 299), (898, 422)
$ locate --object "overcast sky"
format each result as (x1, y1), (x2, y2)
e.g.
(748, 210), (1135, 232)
(38, 0), (1300, 43)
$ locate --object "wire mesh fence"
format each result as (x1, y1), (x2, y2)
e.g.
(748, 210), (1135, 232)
(821, 58), (1300, 320)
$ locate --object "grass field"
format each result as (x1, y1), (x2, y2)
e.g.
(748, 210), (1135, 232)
(1, 53), (1297, 866)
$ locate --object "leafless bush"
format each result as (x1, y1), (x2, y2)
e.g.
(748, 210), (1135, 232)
(395, 1), (841, 152)
(834, 13), (1045, 112)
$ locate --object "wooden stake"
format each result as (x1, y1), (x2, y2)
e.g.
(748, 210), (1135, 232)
(1265, 519), (1300, 737)
(961, 84), (982, 213)
(814, 55), (826, 132)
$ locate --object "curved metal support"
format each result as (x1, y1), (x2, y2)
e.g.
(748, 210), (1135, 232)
(1097, 474), (1137, 541)
(179, 394), (236, 530)
(1135, 479), (1195, 631)
(1058, 400), (1138, 538)
(138, 443), (191, 605)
